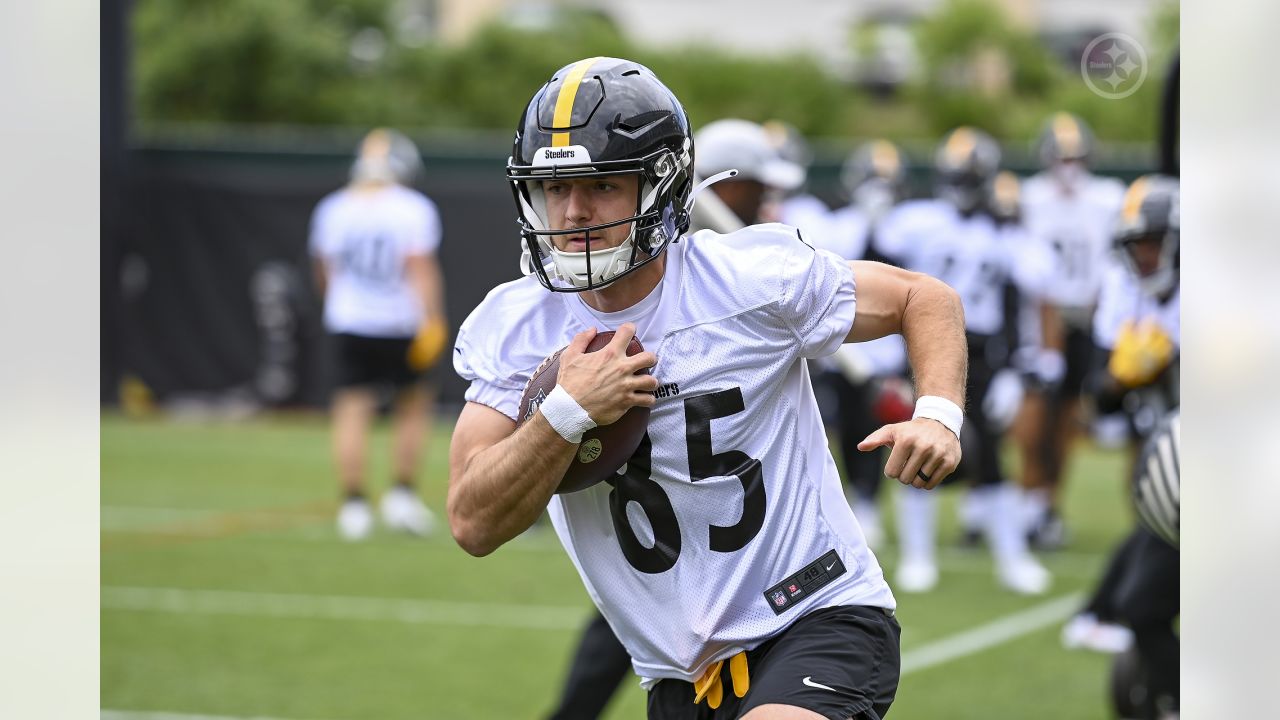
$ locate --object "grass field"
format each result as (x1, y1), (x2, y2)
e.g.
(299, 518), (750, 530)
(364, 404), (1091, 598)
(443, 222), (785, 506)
(102, 412), (1133, 719)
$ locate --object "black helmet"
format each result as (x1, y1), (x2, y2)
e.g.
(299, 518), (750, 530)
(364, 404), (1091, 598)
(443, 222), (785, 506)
(934, 127), (1001, 214)
(1036, 112), (1095, 167)
(840, 139), (906, 218)
(1114, 174), (1179, 296)
(507, 57), (695, 292)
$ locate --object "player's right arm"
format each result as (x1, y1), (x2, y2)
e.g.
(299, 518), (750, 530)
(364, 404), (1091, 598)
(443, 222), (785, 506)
(448, 325), (658, 556)
(447, 402), (577, 556)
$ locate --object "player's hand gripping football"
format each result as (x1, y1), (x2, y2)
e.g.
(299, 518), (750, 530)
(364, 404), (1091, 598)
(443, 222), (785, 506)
(857, 418), (961, 490)
(558, 324), (659, 426)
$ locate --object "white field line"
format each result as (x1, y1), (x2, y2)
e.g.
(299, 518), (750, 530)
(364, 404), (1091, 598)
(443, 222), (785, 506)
(101, 586), (589, 631)
(102, 712), (323, 720)
(900, 591), (1085, 676)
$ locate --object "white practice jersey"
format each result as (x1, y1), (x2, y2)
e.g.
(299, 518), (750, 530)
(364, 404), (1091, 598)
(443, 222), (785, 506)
(877, 200), (1052, 337)
(808, 204), (906, 377)
(454, 224), (894, 687)
(777, 194), (836, 249)
(309, 184), (442, 337)
(1021, 173), (1125, 314)
(1093, 265), (1180, 351)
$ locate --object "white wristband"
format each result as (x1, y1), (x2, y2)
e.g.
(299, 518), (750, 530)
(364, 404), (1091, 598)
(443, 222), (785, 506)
(539, 386), (597, 444)
(913, 395), (963, 438)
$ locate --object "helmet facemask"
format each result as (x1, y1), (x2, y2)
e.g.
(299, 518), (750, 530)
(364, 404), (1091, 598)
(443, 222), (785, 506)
(509, 144), (691, 292)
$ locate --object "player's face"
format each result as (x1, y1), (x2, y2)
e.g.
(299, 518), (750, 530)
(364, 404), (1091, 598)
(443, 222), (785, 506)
(711, 179), (768, 225)
(1123, 235), (1163, 277)
(542, 174), (640, 252)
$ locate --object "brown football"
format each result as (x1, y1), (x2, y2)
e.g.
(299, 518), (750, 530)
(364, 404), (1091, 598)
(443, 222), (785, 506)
(517, 331), (650, 494)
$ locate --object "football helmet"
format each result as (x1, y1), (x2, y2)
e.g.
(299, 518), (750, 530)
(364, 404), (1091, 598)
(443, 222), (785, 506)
(507, 57), (695, 292)
(1036, 112), (1095, 167)
(1114, 174), (1179, 297)
(350, 128), (424, 186)
(934, 127), (1001, 214)
(840, 139), (906, 219)
(988, 169), (1022, 225)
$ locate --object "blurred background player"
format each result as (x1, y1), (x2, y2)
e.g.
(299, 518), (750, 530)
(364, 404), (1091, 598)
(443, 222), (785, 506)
(1062, 175), (1179, 720)
(806, 139), (915, 548)
(875, 127), (1054, 595)
(1018, 113), (1127, 549)
(309, 128), (447, 540)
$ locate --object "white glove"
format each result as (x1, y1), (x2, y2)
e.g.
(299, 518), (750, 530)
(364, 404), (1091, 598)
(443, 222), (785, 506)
(983, 369), (1025, 431)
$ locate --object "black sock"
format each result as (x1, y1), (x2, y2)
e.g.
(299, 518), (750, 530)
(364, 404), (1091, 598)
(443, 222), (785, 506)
(394, 477), (415, 491)
(345, 489), (365, 502)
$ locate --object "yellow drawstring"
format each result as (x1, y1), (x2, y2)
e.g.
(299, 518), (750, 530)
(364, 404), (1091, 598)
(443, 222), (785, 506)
(693, 652), (750, 709)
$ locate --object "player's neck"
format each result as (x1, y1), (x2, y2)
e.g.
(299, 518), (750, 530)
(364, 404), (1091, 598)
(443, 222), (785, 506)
(581, 254), (666, 314)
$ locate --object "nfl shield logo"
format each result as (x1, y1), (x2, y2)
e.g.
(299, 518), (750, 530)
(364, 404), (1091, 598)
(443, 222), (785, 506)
(525, 389), (546, 421)
(771, 590), (787, 607)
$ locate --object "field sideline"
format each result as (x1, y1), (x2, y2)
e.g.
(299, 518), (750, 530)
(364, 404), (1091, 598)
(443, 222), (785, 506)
(103, 412), (1131, 719)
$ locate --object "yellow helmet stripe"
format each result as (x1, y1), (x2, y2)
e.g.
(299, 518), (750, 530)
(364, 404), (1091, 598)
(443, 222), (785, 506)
(1123, 176), (1152, 223)
(870, 140), (900, 177)
(551, 57), (603, 147)
(944, 127), (977, 163)
(1053, 113), (1082, 157)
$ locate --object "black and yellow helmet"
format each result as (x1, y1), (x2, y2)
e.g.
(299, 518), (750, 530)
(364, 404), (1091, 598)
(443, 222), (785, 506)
(1036, 112), (1095, 167)
(1115, 174), (1179, 296)
(934, 127), (1001, 214)
(507, 57), (695, 292)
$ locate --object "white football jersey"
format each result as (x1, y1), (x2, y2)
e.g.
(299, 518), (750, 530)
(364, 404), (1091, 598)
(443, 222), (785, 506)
(876, 200), (1052, 337)
(309, 184), (442, 337)
(1021, 173), (1126, 312)
(454, 224), (894, 687)
(1093, 265), (1181, 350)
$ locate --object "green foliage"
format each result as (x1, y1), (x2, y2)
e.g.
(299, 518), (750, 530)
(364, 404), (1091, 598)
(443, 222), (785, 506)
(131, 0), (1171, 146)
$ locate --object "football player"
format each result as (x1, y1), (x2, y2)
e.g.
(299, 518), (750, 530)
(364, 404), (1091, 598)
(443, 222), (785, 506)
(310, 128), (446, 540)
(873, 127), (1054, 595)
(1018, 113), (1127, 548)
(1063, 178), (1180, 693)
(811, 139), (915, 549)
(450, 58), (967, 719)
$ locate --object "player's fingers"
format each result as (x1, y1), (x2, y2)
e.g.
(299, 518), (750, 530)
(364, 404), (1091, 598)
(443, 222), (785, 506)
(857, 425), (896, 452)
(628, 373), (660, 392)
(882, 441), (911, 481)
(565, 328), (597, 357)
(626, 351), (659, 372)
(609, 323), (637, 352)
(630, 390), (657, 408)
(921, 441), (960, 488)
(899, 446), (929, 490)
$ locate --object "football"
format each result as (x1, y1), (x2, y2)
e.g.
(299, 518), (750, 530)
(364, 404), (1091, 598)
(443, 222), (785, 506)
(517, 331), (650, 493)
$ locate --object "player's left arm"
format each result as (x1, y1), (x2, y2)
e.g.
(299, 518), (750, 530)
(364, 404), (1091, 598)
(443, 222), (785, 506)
(845, 260), (966, 489)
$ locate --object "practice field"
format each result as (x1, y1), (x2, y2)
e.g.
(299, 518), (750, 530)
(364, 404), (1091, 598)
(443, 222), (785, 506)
(103, 413), (1131, 719)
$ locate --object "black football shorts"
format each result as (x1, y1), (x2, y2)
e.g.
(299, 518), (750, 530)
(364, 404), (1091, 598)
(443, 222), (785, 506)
(647, 604), (901, 720)
(331, 332), (423, 390)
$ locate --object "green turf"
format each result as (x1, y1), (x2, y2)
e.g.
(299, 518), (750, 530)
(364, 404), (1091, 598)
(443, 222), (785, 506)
(102, 412), (1130, 719)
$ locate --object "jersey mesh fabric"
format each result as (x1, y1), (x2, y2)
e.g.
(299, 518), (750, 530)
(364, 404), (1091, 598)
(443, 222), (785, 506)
(455, 225), (894, 687)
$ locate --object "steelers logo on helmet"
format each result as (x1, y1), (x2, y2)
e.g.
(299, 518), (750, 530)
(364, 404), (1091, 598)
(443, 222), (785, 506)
(934, 127), (1001, 215)
(507, 57), (695, 292)
(1114, 174), (1179, 297)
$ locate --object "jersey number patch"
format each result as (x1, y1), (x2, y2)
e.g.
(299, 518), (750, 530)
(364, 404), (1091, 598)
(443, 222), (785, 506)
(605, 387), (766, 574)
